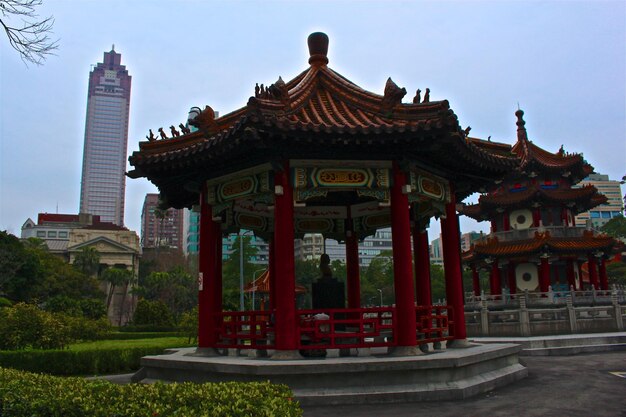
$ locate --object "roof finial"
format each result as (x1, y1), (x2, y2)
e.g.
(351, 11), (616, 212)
(515, 108), (528, 143)
(308, 32), (329, 66)
(112, 44), (115, 51)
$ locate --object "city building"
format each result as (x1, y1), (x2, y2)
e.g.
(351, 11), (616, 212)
(140, 194), (184, 249)
(574, 173), (624, 228)
(462, 110), (621, 295)
(79, 46), (132, 226)
(21, 213), (140, 324)
(429, 231), (481, 266)
(183, 209), (200, 255)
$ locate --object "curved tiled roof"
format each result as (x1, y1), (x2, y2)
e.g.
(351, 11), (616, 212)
(128, 33), (519, 208)
(462, 184), (608, 220)
(463, 230), (620, 262)
(511, 110), (593, 178)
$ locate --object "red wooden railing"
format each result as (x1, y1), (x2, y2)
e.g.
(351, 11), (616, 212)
(214, 305), (453, 350)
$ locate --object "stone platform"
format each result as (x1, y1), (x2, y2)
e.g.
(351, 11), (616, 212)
(471, 332), (626, 356)
(132, 343), (527, 406)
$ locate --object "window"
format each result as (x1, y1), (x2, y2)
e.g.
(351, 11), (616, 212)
(590, 211), (600, 218)
(47, 231), (57, 238)
(58, 231), (68, 238)
(36, 231), (46, 237)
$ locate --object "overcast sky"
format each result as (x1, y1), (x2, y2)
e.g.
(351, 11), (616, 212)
(1, 0), (624, 241)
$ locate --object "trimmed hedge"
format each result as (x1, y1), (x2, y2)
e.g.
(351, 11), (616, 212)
(118, 324), (180, 332)
(0, 367), (303, 416)
(105, 331), (182, 340)
(0, 346), (172, 375)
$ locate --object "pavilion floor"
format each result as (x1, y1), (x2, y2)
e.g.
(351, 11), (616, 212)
(131, 343), (527, 405)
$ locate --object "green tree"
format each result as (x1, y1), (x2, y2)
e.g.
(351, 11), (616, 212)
(361, 252), (393, 306)
(132, 299), (175, 327)
(99, 267), (134, 315)
(73, 246), (100, 277)
(601, 215), (626, 240)
(221, 234), (259, 311)
(430, 264), (447, 303)
(135, 267), (196, 321)
(606, 262), (626, 286)
(0, 231), (41, 301)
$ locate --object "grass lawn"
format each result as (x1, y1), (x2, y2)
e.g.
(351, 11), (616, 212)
(69, 337), (195, 351)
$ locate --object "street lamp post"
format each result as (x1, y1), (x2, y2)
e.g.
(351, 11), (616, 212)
(377, 288), (383, 307)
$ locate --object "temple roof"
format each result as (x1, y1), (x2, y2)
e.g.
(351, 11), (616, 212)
(128, 33), (519, 208)
(511, 110), (593, 179)
(463, 230), (621, 262)
(463, 184), (608, 220)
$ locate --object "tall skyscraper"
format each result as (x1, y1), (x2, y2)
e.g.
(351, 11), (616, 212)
(79, 46), (132, 226)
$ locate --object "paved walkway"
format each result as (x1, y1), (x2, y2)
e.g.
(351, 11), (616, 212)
(96, 351), (626, 417)
(302, 351), (626, 417)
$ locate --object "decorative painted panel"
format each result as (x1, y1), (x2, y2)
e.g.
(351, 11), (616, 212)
(292, 167), (390, 190)
(409, 168), (450, 203)
(206, 169), (272, 205)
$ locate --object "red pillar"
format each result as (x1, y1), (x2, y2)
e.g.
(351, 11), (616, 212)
(561, 207), (569, 226)
(273, 163), (298, 351)
(508, 262), (517, 295)
(413, 224), (432, 306)
(599, 258), (608, 291)
(390, 163), (417, 347)
(491, 220), (497, 233)
(441, 190), (467, 341)
(588, 254), (599, 290)
(471, 264), (480, 297)
(214, 230), (223, 312)
(503, 211), (510, 231)
(533, 208), (541, 227)
(489, 260), (502, 296)
(198, 193), (220, 348)
(346, 232), (361, 308)
(566, 259), (576, 290)
(577, 260), (585, 290)
(539, 257), (550, 293)
(268, 237), (276, 310)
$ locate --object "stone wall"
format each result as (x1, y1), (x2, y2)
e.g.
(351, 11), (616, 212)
(465, 287), (625, 337)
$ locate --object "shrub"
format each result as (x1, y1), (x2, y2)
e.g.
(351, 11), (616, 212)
(105, 331), (181, 340)
(118, 324), (179, 333)
(0, 346), (173, 375)
(0, 297), (12, 308)
(0, 303), (71, 350)
(0, 367), (302, 416)
(132, 299), (175, 327)
(61, 315), (111, 341)
(179, 306), (198, 343)
(44, 294), (83, 316)
(79, 298), (107, 320)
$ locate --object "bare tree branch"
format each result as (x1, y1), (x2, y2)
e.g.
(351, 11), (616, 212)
(0, 0), (58, 66)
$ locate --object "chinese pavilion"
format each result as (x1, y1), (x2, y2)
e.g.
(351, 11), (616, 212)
(462, 110), (620, 296)
(128, 33), (518, 357)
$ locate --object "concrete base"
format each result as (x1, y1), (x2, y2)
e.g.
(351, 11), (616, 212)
(133, 343), (527, 405)
(447, 338), (471, 348)
(471, 332), (626, 356)
(388, 345), (424, 357)
(270, 350), (303, 360)
(185, 347), (221, 357)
